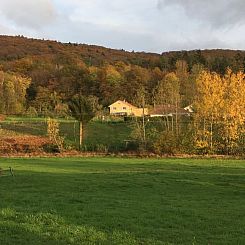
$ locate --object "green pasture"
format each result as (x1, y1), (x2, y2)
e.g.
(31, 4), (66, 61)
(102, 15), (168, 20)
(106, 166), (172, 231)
(0, 118), (132, 151)
(0, 157), (244, 244)
(83, 122), (132, 152)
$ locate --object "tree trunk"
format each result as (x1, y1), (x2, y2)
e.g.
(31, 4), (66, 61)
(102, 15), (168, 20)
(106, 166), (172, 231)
(175, 99), (178, 136)
(166, 116), (170, 131)
(79, 121), (83, 150)
(171, 116), (174, 131)
(210, 114), (213, 152)
(74, 121), (77, 145)
(142, 103), (146, 149)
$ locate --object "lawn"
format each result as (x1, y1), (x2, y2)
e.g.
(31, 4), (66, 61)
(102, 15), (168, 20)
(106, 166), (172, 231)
(0, 158), (244, 244)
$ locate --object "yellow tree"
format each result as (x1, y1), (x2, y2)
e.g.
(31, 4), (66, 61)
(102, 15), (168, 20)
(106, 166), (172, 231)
(153, 72), (180, 106)
(194, 69), (245, 154)
(99, 65), (123, 105)
(153, 72), (180, 134)
(194, 70), (224, 152)
(47, 118), (64, 151)
(0, 71), (31, 114)
(175, 60), (189, 106)
(221, 69), (245, 153)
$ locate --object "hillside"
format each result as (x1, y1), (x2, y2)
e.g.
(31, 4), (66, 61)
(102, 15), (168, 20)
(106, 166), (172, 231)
(0, 35), (161, 66)
(0, 35), (244, 109)
(0, 35), (244, 70)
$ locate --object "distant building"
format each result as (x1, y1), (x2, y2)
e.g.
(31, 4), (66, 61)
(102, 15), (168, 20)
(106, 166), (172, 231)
(149, 104), (191, 117)
(184, 105), (194, 113)
(109, 100), (148, 117)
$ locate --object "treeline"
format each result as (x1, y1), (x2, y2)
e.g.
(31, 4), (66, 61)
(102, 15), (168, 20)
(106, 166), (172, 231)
(0, 36), (244, 111)
(136, 69), (244, 156)
(0, 35), (244, 155)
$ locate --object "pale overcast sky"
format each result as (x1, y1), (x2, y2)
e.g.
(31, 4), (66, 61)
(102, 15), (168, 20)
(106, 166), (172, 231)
(0, 0), (244, 53)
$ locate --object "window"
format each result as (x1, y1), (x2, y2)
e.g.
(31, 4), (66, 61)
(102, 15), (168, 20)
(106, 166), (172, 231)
(123, 107), (127, 110)
(113, 107), (117, 110)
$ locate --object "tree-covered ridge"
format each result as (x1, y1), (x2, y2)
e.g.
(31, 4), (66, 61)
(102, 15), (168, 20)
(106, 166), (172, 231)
(0, 35), (244, 110)
(0, 35), (244, 72)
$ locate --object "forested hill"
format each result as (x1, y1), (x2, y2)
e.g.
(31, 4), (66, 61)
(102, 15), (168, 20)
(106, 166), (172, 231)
(0, 35), (245, 71)
(0, 35), (161, 66)
(0, 35), (245, 112)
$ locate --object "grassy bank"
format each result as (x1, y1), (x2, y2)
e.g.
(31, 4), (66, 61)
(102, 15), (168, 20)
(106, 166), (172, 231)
(83, 121), (132, 152)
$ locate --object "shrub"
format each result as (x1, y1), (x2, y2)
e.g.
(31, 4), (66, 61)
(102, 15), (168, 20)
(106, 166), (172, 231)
(0, 115), (6, 121)
(43, 143), (60, 153)
(153, 131), (178, 155)
(47, 118), (64, 151)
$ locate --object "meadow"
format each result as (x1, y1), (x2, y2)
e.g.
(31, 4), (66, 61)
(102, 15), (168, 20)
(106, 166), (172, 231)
(0, 117), (132, 151)
(0, 157), (244, 244)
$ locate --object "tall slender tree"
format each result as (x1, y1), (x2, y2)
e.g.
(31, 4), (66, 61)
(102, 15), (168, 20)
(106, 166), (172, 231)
(68, 94), (101, 148)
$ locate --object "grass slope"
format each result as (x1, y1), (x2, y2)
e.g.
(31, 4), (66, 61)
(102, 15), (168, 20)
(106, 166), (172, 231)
(83, 122), (132, 151)
(1, 119), (132, 151)
(0, 158), (244, 244)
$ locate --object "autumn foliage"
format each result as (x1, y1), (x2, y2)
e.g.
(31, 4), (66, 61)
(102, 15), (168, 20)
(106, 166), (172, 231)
(194, 69), (245, 154)
(0, 35), (244, 155)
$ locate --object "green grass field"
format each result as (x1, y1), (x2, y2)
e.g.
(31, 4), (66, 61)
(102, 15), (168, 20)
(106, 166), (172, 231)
(0, 118), (132, 151)
(83, 122), (132, 151)
(0, 158), (244, 244)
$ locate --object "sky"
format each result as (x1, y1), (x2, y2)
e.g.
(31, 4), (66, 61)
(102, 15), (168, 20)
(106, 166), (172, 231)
(0, 0), (244, 53)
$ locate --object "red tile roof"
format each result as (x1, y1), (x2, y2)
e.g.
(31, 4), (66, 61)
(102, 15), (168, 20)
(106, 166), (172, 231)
(149, 104), (188, 115)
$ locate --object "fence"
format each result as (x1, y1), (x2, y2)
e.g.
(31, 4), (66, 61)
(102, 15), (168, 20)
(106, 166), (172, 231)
(0, 118), (134, 153)
(0, 118), (80, 151)
(0, 117), (244, 155)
